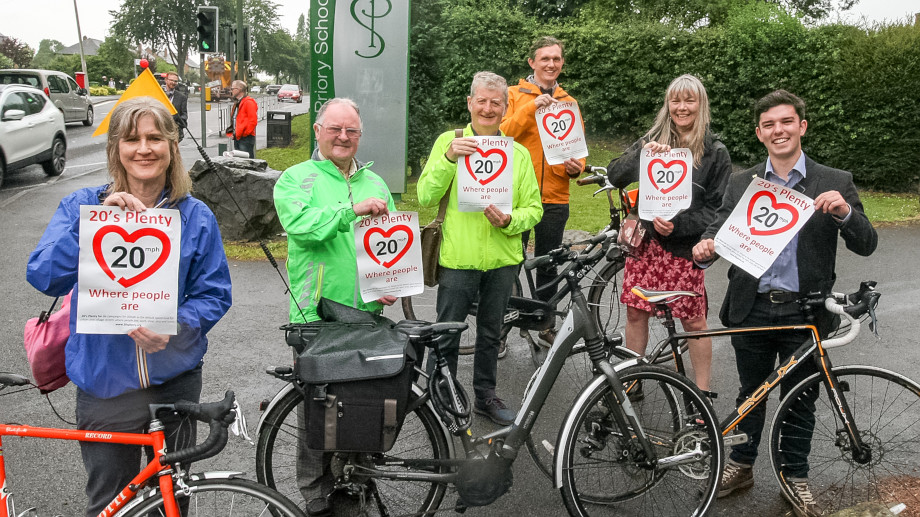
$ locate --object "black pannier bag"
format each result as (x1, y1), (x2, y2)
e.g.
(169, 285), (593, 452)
(286, 299), (417, 452)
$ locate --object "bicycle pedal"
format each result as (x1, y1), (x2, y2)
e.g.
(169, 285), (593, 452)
(723, 433), (749, 446)
(503, 310), (520, 324)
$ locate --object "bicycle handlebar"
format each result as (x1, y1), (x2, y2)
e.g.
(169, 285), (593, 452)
(159, 390), (236, 466)
(821, 282), (880, 349)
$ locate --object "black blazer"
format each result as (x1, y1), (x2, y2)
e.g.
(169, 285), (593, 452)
(169, 90), (188, 131)
(702, 156), (878, 326)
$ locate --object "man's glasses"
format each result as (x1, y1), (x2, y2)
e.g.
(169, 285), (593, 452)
(318, 124), (362, 139)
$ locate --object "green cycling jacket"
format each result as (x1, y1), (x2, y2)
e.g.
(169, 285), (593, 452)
(274, 156), (395, 322)
(417, 125), (543, 271)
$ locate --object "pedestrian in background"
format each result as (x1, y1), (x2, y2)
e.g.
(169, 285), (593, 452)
(607, 74), (732, 396)
(26, 97), (232, 517)
(226, 80), (257, 158)
(164, 71), (187, 141)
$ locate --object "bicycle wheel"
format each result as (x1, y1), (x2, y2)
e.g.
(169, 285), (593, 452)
(770, 366), (920, 515)
(587, 259), (687, 365)
(121, 477), (305, 516)
(256, 385), (451, 516)
(559, 364), (722, 516)
(401, 279), (518, 355)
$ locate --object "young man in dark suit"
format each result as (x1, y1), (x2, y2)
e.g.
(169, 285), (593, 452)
(693, 89), (878, 517)
(164, 72), (187, 141)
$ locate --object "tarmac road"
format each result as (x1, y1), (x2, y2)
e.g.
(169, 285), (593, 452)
(0, 162), (917, 516)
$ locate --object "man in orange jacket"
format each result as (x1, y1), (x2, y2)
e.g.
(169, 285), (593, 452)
(501, 36), (586, 337)
(226, 80), (258, 158)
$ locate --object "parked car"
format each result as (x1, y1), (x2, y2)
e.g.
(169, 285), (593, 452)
(0, 84), (67, 188)
(251, 85), (262, 94)
(265, 84), (282, 95)
(277, 84), (302, 103)
(0, 69), (93, 126)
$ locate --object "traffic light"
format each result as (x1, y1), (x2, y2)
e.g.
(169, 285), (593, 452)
(241, 25), (251, 62)
(196, 6), (219, 53)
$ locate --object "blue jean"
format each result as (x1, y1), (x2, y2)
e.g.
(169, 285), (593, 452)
(234, 135), (256, 158)
(76, 365), (202, 517)
(728, 298), (821, 478)
(428, 265), (517, 400)
(522, 203), (569, 301)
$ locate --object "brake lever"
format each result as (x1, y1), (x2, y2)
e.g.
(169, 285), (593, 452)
(867, 299), (879, 338)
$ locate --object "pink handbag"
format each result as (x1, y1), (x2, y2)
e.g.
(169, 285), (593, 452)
(23, 291), (72, 393)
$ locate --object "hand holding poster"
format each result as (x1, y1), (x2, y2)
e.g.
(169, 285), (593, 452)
(457, 136), (514, 213)
(355, 211), (424, 303)
(713, 178), (815, 278)
(638, 148), (693, 221)
(77, 206), (180, 334)
(535, 101), (588, 165)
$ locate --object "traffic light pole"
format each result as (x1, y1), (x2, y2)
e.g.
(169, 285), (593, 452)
(199, 52), (207, 147)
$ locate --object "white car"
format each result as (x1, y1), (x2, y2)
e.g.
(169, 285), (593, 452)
(0, 84), (67, 188)
(251, 85), (261, 94)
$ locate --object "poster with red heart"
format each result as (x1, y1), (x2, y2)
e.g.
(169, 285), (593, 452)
(535, 101), (588, 165)
(76, 206), (180, 335)
(714, 178), (815, 278)
(457, 136), (514, 213)
(638, 148), (693, 221)
(355, 211), (424, 303)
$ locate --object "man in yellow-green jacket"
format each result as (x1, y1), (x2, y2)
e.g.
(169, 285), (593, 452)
(417, 71), (543, 425)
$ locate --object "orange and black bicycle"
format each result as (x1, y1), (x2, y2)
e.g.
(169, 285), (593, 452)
(0, 382), (305, 517)
(622, 281), (920, 515)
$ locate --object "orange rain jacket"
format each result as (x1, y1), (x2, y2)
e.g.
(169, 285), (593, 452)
(500, 79), (586, 205)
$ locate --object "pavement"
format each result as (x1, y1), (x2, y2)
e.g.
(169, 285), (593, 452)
(0, 147), (918, 515)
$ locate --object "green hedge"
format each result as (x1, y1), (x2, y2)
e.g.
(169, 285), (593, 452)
(408, 1), (920, 191)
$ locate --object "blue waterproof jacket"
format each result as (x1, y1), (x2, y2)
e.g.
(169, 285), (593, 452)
(26, 185), (232, 399)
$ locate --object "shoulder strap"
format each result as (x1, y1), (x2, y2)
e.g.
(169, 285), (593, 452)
(435, 129), (464, 223)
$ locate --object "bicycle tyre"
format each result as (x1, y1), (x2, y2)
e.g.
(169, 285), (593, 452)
(588, 259), (688, 365)
(401, 279), (518, 354)
(559, 364), (722, 516)
(769, 365), (920, 515)
(255, 385), (451, 516)
(120, 477), (305, 517)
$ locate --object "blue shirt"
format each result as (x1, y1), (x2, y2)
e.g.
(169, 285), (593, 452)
(757, 152), (808, 293)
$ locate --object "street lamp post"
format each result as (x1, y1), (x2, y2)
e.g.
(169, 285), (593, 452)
(73, 0), (90, 96)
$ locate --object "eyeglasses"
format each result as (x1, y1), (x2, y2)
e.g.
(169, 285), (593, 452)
(231, 87), (241, 91)
(317, 124), (362, 139)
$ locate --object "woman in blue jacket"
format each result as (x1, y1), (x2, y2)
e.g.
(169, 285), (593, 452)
(26, 97), (232, 517)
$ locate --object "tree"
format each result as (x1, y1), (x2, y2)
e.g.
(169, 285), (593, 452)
(30, 39), (64, 69)
(0, 37), (35, 68)
(88, 36), (136, 84)
(0, 54), (13, 70)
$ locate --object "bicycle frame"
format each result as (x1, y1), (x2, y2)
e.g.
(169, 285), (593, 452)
(0, 421), (181, 517)
(644, 313), (870, 457)
(360, 255), (661, 486)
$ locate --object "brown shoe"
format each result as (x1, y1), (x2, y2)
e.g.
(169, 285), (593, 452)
(782, 477), (825, 517)
(717, 459), (754, 498)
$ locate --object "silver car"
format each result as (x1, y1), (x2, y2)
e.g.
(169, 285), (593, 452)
(0, 84), (67, 188)
(0, 69), (94, 126)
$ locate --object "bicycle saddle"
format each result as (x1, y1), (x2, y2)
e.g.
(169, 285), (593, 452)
(631, 287), (702, 304)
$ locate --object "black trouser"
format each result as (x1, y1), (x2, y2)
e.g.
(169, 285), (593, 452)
(728, 298), (823, 478)
(76, 366), (202, 517)
(234, 135), (256, 158)
(521, 203), (569, 302)
(427, 265), (517, 401)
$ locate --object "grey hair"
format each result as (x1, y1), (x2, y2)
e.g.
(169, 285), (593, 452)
(469, 71), (508, 105)
(315, 98), (362, 129)
(231, 80), (247, 93)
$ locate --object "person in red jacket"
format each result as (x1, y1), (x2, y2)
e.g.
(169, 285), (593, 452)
(501, 36), (585, 347)
(226, 80), (257, 158)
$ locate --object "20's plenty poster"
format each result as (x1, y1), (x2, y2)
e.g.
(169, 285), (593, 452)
(638, 148), (693, 221)
(77, 206), (180, 334)
(456, 136), (514, 212)
(714, 178), (815, 278)
(535, 101), (588, 165)
(355, 211), (424, 302)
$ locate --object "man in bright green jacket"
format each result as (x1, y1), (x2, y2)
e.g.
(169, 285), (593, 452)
(273, 97), (395, 516)
(417, 71), (543, 425)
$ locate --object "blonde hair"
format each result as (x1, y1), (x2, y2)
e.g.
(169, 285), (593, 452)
(645, 74), (711, 166)
(105, 97), (190, 204)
